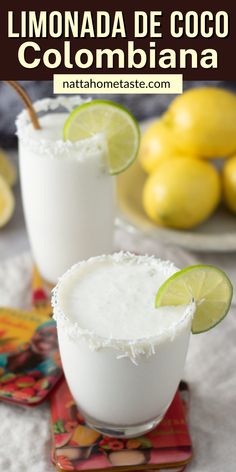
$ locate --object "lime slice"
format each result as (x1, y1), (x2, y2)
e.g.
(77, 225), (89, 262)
(63, 100), (140, 175)
(0, 175), (15, 227)
(155, 265), (233, 334)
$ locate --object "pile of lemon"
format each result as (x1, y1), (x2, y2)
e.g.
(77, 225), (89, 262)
(140, 87), (236, 230)
(0, 150), (16, 228)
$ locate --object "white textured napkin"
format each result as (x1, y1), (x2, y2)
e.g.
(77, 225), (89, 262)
(116, 229), (236, 472)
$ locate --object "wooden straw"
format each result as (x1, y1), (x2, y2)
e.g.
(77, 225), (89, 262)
(5, 80), (41, 130)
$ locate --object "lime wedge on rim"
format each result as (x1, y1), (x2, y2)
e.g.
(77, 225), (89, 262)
(155, 265), (233, 334)
(63, 100), (140, 175)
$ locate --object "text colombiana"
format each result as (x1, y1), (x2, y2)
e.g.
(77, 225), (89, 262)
(8, 11), (229, 69)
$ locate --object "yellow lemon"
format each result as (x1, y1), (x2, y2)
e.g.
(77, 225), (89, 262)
(164, 87), (236, 158)
(222, 155), (236, 213)
(142, 157), (221, 229)
(139, 119), (198, 174)
(0, 150), (17, 186)
(0, 175), (15, 227)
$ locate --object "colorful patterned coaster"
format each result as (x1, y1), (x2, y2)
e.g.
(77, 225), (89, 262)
(50, 379), (192, 471)
(0, 309), (62, 406)
(0, 266), (63, 406)
(31, 265), (53, 318)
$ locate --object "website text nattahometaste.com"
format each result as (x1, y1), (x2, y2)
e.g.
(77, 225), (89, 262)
(62, 77), (171, 90)
(53, 74), (182, 94)
(8, 10), (229, 70)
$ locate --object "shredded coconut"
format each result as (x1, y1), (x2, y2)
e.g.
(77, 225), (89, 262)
(52, 251), (195, 362)
(15, 95), (107, 161)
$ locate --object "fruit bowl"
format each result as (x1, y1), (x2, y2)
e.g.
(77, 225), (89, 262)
(116, 120), (236, 253)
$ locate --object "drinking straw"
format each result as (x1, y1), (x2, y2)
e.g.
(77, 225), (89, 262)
(5, 80), (41, 130)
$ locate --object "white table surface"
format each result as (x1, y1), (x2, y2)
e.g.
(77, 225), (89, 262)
(0, 153), (236, 471)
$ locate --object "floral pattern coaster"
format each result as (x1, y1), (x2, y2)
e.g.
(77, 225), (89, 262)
(0, 308), (62, 406)
(51, 379), (192, 471)
(0, 269), (63, 406)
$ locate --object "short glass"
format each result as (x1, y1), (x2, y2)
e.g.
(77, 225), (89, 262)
(53, 254), (194, 438)
(16, 97), (114, 284)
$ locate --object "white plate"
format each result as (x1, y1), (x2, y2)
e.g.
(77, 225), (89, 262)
(116, 120), (236, 253)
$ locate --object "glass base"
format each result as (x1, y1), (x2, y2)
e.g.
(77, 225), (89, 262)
(83, 412), (165, 438)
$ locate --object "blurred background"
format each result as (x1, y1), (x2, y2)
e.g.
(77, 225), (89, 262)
(1, 79), (236, 261)
(0, 80), (236, 472)
(0, 80), (236, 260)
(1, 80), (236, 148)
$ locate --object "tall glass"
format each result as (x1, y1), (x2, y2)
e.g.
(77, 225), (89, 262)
(16, 97), (114, 284)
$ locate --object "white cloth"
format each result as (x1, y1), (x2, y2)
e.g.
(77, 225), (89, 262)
(115, 229), (236, 472)
(0, 229), (236, 471)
